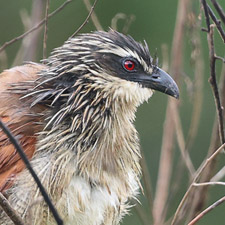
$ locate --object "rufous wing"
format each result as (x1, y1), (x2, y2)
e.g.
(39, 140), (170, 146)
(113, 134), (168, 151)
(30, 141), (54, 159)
(0, 63), (46, 191)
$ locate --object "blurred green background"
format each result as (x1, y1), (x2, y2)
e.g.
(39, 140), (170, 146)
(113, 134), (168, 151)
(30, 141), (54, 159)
(0, 0), (225, 224)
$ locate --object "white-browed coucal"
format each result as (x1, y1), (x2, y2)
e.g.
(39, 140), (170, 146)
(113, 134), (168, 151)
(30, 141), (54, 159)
(0, 30), (179, 225)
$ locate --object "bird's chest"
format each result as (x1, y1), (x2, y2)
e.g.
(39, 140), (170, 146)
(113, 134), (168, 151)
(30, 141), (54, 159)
(58, 171), (139, 225)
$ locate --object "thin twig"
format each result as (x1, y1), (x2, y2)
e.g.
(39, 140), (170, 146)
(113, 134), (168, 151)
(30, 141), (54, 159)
(0, 192), (25, 225)
(0, 119), (64, 225)
(215, 55), (225, 63)
(201, 0), (210, 32)
(172, 101), (195, 176)
(70, 0), (100, 38)
(110, 13), (135, 34)
(193, 181), (225, 186)
(208, 25), (225, 146)
(43, 0), (50, 59)
(211, 0), (225, 25)
(82, 0), (103, 30)
(111, 13), (128, 31)
(12, 1), (45, 64)
(171, 143), (225, 225)
(0, 0), (72, 53)
(211, 166), (225, 181)
(187, 22), (225, 220)
(187, 195), (225, 225)
(122, 14), (136, 34)
(207, 4), (225, 43)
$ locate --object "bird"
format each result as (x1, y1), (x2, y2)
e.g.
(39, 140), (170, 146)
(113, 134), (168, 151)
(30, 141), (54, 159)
(0, 30), (179, 225)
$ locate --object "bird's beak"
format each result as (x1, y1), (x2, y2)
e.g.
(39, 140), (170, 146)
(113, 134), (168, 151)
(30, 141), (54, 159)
(138, 67), (179, 99)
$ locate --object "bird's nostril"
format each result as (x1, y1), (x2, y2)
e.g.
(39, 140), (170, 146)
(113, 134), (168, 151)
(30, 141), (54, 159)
(152, 75), (159, 79)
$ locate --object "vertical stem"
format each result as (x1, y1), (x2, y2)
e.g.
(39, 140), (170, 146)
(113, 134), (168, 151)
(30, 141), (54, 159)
(152, 0), (190, 224)
(208, 25), (225, 146)
(43, 0), (50, 59)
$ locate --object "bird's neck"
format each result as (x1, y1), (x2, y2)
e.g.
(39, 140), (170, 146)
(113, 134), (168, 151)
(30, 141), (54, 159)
(35, 76), (153, 182)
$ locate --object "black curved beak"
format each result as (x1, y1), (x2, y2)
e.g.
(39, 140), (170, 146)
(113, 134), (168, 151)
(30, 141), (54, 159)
(137, 67), (179, 99)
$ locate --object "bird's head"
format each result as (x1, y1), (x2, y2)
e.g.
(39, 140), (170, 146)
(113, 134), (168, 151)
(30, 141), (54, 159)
(33, 30), (179, 128)
(41, 29), (179, 102)
(84, 30), (179, 99)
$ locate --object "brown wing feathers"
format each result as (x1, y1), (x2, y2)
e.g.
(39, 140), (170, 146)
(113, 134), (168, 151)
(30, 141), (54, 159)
(0, 63), (46, 191)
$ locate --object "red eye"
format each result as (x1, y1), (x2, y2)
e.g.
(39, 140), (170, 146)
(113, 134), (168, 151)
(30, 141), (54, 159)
(124, 60), (135, 71)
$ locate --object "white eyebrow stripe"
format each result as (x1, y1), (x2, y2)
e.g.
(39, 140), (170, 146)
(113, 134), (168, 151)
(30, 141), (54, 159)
(97, 45), (152, 73)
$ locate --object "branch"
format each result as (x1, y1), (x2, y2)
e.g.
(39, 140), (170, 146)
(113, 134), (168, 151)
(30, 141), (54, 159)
(43, 0), (50, 59)
(201, 0), (210, 32)
(207, 4), (225, 43)
(193, 181), (225, 187)
(215, 55), (225, 63)
(70, 0), (100, 38)
(208, 25), (225, 146)
(0, 192), (25, 225)
(211, 0), (225, 25)
(187, 195), (225, 225)
(187, 4), (225, 219)
(172, 102), (195, 176)
(171, 143), (225, 225)
(0, 119), (63, 225)
(0, 0), (72, 53)
(211, 166), (225, 181)
(111, 13), (136, 34)
(82, 0), (103, 30)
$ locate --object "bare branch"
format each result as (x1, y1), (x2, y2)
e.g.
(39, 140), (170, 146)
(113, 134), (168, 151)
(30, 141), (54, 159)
(188, 195), (225, 225)
(193, 181), (225, 187)
(0, 192), (25, 225)
(172, 101), (195, 176)
(208, 25), (225, 146)
(122, 14), (135, 34)
(201, 0), (210, 32)
(0, 0), (72, 53)
(211, 0), (225, 25)
(82, 0), (103, 30)
(0, 119), (63, 225)
(43, 0), (50, 59)
(171, 143), (225, 225)
(207, 4), (225, 43)
(215, 55), (225, 63)
(111, 13), (136, 34)
(111, 13), (128, 31)
(70, 0), (100, 38)
(187, 21), (225, 220)
(14, 0), (45, 63)
(211, 166), (225, 181)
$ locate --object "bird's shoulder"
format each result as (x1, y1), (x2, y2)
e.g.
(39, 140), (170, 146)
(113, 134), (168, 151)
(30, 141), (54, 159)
(0, 63), (46, 192)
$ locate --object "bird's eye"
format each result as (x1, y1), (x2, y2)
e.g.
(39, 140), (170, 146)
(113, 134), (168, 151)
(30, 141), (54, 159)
(123, 60), (135, 71)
